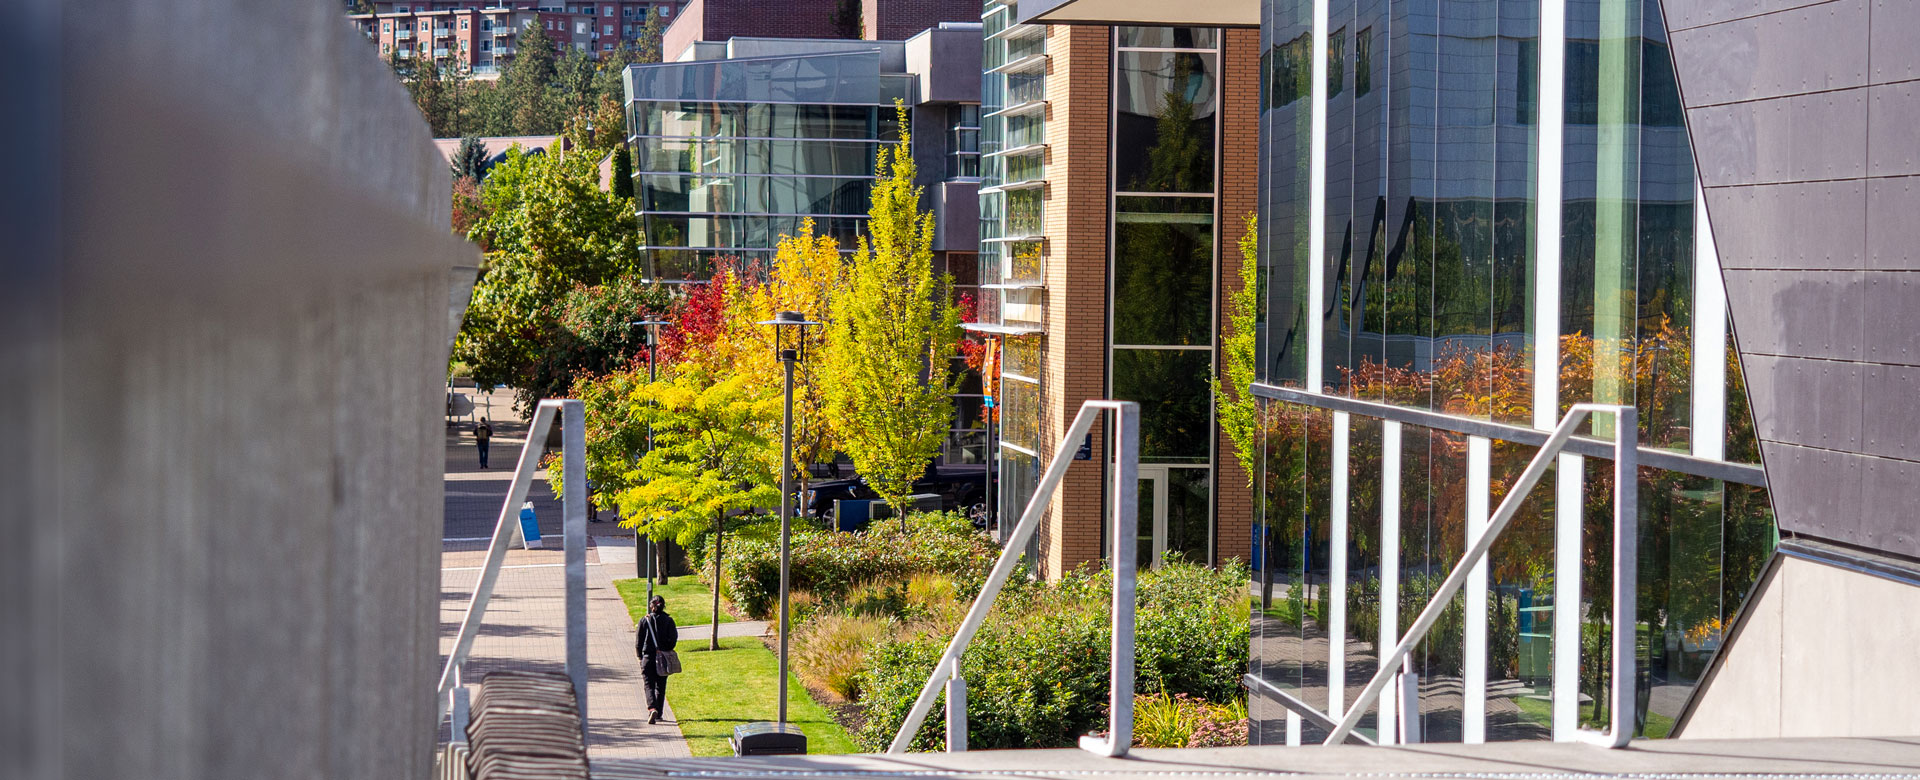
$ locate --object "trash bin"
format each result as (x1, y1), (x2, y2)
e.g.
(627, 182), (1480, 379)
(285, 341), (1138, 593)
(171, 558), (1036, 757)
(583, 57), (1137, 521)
(731, 721), (807, 756)
(833, 498), (872, 533)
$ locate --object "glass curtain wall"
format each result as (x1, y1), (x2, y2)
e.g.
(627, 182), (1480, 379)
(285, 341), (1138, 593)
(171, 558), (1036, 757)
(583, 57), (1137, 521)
(1111, 26), (1222, 569)
(626, 52), (908, 281)
(980, 0), (1050, 526)
(1249, 0), (1776, 746)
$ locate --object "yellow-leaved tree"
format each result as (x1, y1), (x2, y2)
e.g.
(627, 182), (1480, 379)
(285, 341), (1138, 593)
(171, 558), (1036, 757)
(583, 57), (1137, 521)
(1213, 213), (1261, 486)
(820, 106), (963, 518)
(749, 219), (846, 503)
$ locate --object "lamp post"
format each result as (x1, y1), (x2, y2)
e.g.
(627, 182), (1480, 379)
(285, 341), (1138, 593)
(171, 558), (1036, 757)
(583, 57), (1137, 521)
(630, 319), (673, 601)
(756, 310), (819, 726)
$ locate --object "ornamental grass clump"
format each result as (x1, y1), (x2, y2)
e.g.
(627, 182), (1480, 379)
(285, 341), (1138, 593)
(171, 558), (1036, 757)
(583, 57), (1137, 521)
(793, 613), (894, 702)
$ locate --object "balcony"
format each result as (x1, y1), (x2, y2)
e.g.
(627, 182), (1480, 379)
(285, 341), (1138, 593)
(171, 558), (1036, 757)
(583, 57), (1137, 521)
(396, 28), (413, 39)
(435, 26), (453, 37)
(434, 48), (450, 58)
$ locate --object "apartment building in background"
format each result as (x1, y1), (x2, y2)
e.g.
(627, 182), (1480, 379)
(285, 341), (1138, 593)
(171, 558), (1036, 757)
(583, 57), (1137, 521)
(969, 2), (1260, 580)
(350, 1), (683, 75)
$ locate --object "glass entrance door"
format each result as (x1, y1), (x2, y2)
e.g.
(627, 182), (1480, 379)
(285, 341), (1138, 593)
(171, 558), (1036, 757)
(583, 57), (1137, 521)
(1137, 466), (1170, 569)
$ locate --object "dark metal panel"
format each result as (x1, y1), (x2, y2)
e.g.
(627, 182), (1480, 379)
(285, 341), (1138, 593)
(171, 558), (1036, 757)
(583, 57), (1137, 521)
(1861, 364), (1920, 461)
(1868, 81), (1920, 177)
(1743, 354), (1864, 453)
(1708, 180), (1866, 271)
(1762, 442), (1866, 542)
(1866, 177), (1920, 271)
(1662, 0), (1836, 32)
(1720, 269), (1866, 361)
(1861, 271), (1920, 366)
(1669, 0), (1866, 107)
(1857, 456), (1920, 558)
(1687, 88), (1868, 188)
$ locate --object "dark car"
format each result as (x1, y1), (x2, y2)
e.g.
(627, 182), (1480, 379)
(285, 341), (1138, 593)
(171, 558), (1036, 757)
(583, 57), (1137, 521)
(799, 464), (987, 526)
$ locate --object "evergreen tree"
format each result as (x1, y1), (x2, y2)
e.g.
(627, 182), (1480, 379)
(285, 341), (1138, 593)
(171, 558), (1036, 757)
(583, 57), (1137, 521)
(638, 7), (666, 64)
(500, 24), (562, 134)
(612, 143), (634, 200)
(451, 135), (492, 181)
(820, 106), (963, 517)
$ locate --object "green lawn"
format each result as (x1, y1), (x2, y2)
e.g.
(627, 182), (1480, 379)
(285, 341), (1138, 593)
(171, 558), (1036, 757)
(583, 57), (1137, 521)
(669, 636), (857, 757)
(614, 577), (735, 626)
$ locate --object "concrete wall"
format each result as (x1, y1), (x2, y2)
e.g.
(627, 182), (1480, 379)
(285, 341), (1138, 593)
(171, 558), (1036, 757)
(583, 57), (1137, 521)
(1681, 551), (1920, 738)
(1662, 0), (1920, 560)
(3, 1), (480, 778)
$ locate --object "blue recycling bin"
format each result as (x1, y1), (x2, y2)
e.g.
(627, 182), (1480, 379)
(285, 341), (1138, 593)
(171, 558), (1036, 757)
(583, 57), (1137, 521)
(519, 502), (542, 548)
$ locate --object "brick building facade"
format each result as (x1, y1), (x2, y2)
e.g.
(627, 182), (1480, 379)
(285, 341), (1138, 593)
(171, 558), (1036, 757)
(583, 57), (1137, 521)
(976, 7), (1260, 579)
(861, 0), (982, 42)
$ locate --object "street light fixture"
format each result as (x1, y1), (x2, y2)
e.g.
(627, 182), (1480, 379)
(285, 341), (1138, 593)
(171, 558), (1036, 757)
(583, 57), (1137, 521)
(629, 319), (673, 602)
(755, 310), (820, 728)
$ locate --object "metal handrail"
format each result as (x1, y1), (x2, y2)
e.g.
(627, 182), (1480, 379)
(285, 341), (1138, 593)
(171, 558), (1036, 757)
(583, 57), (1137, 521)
(888, 400), (1140, 757)
(437, 399), (589, 739)
(1322, 403), (1637, 748)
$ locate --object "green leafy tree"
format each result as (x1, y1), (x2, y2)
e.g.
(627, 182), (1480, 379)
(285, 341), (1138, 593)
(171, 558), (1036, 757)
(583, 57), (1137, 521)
(451, 135), (491, 180)
(455, 147), (644, 406)
(614, 369), (779, 648)
(821, 107), (963, 516)
(1213, 214), (1259, 485)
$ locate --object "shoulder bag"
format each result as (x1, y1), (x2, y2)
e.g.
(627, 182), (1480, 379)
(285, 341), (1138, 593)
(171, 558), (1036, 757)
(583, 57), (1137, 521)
(645, 616), (682, 676)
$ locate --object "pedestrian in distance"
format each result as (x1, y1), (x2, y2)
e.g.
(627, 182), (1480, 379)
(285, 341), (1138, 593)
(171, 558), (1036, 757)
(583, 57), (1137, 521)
(475, 417), (493, 469)
(636, 594), (680, 725)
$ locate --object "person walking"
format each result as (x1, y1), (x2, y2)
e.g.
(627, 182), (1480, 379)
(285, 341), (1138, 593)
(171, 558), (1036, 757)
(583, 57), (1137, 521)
(635, 595), (678, 725)
(474, 417), (493, 469)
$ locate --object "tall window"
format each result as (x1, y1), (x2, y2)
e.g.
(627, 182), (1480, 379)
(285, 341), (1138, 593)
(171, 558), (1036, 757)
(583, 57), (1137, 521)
(1110, 26), (1222, 569)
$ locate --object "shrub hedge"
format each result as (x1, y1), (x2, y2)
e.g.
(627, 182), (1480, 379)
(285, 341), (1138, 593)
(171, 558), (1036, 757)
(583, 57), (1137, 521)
(722, 511), (997, 620)
(855, 560), (1250, 752)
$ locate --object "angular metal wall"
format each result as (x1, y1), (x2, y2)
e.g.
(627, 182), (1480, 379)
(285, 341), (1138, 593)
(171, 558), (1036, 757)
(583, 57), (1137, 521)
(1664, 0), (1920, 561)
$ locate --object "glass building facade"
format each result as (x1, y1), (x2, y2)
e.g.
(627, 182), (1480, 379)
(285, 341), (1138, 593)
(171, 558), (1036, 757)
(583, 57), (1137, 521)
(1112, 26), (1223, 567)
(625, 51), (913, 281)
(1248, 0), (1776, 746)
(977, 0), (1049, 529)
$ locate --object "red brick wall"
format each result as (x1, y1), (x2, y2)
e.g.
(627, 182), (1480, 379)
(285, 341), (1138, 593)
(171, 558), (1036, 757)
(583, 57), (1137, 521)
(1214, 26), (1261, 568)
(665, 0), (849, 60)
(1039, 24), (1112, 580)
(861, 0), (980, 41)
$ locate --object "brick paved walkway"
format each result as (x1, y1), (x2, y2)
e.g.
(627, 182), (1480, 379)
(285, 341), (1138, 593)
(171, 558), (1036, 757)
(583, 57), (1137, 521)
(440, 387), (692, 761)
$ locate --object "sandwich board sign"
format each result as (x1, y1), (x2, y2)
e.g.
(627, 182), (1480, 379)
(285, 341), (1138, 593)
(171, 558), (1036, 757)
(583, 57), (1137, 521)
(510, 501), (543, 549)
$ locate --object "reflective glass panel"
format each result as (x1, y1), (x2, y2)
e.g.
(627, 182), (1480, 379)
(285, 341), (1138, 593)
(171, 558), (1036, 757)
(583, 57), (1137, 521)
(1115, 51), (1217, 193)
(1112, 348), (1213, 464)
(1113, 197), (1214, 346)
